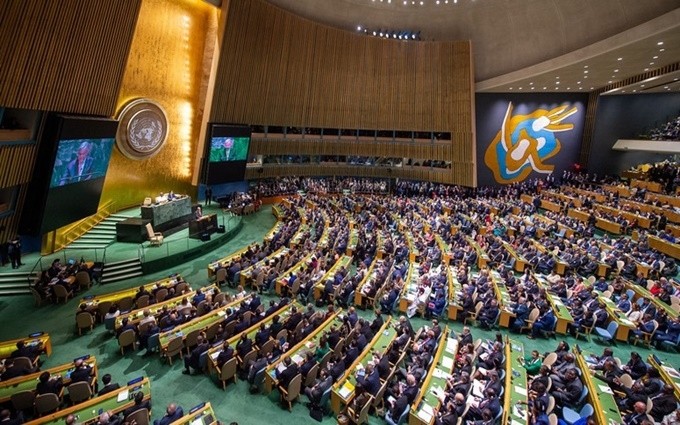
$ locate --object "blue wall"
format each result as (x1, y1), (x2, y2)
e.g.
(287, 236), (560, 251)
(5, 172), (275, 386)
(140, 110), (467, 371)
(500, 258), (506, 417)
(476, 93), (588, 186)
(588, 93), (680, 176)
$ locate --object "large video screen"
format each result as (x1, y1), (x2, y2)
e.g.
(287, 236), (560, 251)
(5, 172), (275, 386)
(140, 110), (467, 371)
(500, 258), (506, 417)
(19, 115), (118, 236)
(205, 124), (251, 184)
(50, 139), (115, 187)
(208, 137), (250, 162)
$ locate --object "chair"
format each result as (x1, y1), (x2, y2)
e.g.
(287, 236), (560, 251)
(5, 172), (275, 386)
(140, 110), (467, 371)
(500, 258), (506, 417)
(34, 393), (60, 416)
(215, 268), (227, 287)
(562, 403), (593, 425)
(76, 312), (95, 335)
(633, 320), (658, 347)
(75, 271), (92, 291)
(218, 357), (238, 389)
(184, 329), (201, 353)
(276, 329), (288, 342)
(543, 352), (558, 368)
(135, 295), (150, 308)
(303, 364), (319, 388)
(574, 321), (595, 342)
(155, 289), (168, 304)
(118, 329), (136, 354)
(546, 396), (555, 414)
(11, 390), (36, 413)
(67, 381), (92, 404)
(12, 356), (35, 371)
(175, 282), (188, 294)
(164, 336), (184, 364)
(205, 322), (221, 342)
(53, 284), (73, 303)
(350, 394), (373, 425)
(464, 301), (484, 325)
(143, 197), (152, 206)
(31, 287), (45, 307)
(279, 373), (302, 411)
(104, 317), (117, 334)
(97, 301), (113, 323)
(124, 408), (150, 425)
(618, 373), (633, 388)
(145, 223), (164, 246)
(146, 333), (160, 354)
(118, 296), (135, 313)
(548, 413), (558, 425)
(660, 333), (680, 352)
(385, 403), (410, 425)
(519, 308), (540, 334)
(594, 321), (618, 344)
(259, 339), (275, 357)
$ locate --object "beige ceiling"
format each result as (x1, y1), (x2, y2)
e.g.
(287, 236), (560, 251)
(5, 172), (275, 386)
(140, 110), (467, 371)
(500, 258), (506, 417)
(266, 0), (679, 89)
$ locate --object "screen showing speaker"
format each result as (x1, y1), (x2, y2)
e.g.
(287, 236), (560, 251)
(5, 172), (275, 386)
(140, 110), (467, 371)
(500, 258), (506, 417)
(205, 124), (251, 184)
(20, 115), (118, 235)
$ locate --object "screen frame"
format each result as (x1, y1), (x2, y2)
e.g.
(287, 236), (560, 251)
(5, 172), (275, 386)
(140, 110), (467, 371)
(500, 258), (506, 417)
(203, 124), (251, 184)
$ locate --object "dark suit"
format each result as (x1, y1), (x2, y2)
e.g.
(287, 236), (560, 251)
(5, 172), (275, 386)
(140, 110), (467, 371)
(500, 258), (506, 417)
(255, 329), (271, 347)
(60, 157), (94, 186)
(216, 346), (234, 369)
(236, 338), (253, 359)
(184, 342), (210, 372)
(97, 383), (120, 396)
(123, 400), (151, 419)
(650, 393), (678, 421)
(70, 366), (93, 384)
(276, 363), (299, 388)
(153, 406), (184, 425)
(36, 378), (64, 396)
(357, 369), (380, 396)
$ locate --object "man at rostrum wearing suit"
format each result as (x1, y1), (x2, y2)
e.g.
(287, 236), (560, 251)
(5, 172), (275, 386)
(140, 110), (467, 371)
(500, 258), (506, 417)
(60, 141), (95, 186)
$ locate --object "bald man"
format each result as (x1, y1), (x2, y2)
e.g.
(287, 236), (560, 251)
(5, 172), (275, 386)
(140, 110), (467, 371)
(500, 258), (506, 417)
(153, 403), (184, 425)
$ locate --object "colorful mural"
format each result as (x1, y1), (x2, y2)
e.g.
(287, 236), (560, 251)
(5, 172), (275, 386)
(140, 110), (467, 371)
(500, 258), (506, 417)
(484, 102), (578, 184)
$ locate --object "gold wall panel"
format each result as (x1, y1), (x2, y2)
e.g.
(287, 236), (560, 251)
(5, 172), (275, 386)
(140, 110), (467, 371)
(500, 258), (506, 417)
(210, 0), (475, 186)
(0, 0), (140, 116)
(100, 0), (218, 210)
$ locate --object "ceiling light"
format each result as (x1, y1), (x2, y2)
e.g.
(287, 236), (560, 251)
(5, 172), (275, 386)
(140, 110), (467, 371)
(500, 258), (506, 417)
(653, 56), (658, 59)
(584, 76), (588, 79)
(650, 62), (655, 65)
(622, 90), (625, 93)
(529, 82), (533, 85)
(555, 76), (560, 79)
(543, 87), (547, 90)
(357, 26), (362, 31)
(577, 81), (581, 84)
(641, 84), (645, 87)
(556, 81), (560, 85)
(531, 87), (535, 90)
(590, 87), (594, 90)
(584, 70), (588, 74)
(608, 81), (612, 84)
(617, 57), (622, 61)
(583, 65), (588, 68)
(664, 86), (669, 89)
(509, 87), (513, 90)
(657, 41), (664, 45)
(567, 87), (570, 90)
(633, 90), (636, 92)
(579, 87), (582, 90)
(660, 48), (665, 52)
(614, 69), (619, 72)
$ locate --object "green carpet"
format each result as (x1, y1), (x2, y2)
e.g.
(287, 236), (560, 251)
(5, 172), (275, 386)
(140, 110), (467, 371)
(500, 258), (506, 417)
(1, 206), (679, 425)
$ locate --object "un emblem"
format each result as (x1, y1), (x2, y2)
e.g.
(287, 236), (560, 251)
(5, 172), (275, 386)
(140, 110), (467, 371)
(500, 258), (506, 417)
(116, 99), (168, 159)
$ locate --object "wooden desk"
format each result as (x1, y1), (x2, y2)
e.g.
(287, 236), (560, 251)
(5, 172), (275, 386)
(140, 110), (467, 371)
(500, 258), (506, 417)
(0, 355), (96, 403)
(576, 349), (623, 425)
(207, 247), (248, 278)
(535, 274), (574, 334)
(0, 333), (51, 360)
(408, 329), (456, 425)
(264, 311), (341, 394)
(353, 258), (383, 308)
(80, 275), (183, 309)
(567, 209), (589, 223)
(595, 217), (622, 235)
(240, 247), (289, 287)
(446, 266), (463, 321)
(596, 293), (636, 342)
(170, 402), (218, 425)
(646, 192), (680, 208)
(648, 235), (680, 260)
(624, 280), (678, 319)
(313, 256), (353, 301)
(158, 295), (250, 354)
(275, 254), (313, 296)
(115, 285), (218, 330)
(26, 377), (151, 425)
(398, 262), (421, 313)
(330, 320), (394, 414)
(648, 355), (680, 400)
(503, 340), (529, 425)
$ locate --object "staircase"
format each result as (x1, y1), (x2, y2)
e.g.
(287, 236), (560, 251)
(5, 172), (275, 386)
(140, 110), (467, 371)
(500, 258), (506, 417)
(66, 214), (129, 250)
(0, 270), (39, 296)
(101, 258), (143, 285)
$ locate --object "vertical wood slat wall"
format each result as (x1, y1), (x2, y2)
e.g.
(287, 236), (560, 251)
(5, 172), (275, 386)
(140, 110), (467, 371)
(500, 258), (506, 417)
(0, 143), (37, 243)
(211, 0), (475, 185)
(0, 0), (141, 117)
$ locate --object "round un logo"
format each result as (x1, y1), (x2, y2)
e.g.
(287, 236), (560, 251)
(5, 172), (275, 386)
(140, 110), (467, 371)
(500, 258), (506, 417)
(116, 99), (168, 159)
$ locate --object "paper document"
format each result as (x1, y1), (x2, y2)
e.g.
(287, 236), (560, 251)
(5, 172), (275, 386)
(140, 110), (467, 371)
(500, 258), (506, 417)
(441, 356), (454, 369)
(598, 384), (614, 394)
(514, 386), (528, 396)
(117, 389), (129, 402)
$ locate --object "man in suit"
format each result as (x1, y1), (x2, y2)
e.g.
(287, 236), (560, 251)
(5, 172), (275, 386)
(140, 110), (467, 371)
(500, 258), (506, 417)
(356, 363), (380, 396)
(60, 141), (95, 186)
(299, 352), (317, 381)
(276, 357), (299, 388)
(122, 392), (151, 419)
(370, 310), (384, 334)
(153, 404), (184, 425)
(650, 385), (678, 421)
(182, 335), (210, 375)
(0, 409), (23, 425)
(215, 342), (235, 369)
(305, 369), (333, 407)
(97, 374), (120, 396)
(255, 323), (271, 347)
(236, 334), (253, 360)
(70, 358), (95, 384)
(36, 371), (64, 395)
(11, 340), (41, 362)
(550, 369), (583, 408)
(623, 401), (651, 425)
(529, 308), (555, 339)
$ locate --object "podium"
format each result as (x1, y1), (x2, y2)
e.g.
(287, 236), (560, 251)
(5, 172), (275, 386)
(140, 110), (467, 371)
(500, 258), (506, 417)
(188, 214), (218, 240)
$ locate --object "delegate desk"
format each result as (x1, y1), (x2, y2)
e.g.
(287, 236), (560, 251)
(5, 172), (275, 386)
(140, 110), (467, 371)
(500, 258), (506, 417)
(264, 311), (341, 394)
(207, 246), (248, 279)
(398, 262), (421, 313)
(408, 329), (454, 425)
(0, 355), (96, 403)
(503, 339), (530, 425)
(648, 235), (680, 260)
(26, 377), (151, 425)
(158, 295), (250, 356)
(577, 349), (623, 425)
(0, 333), (51, 359)
(648, 355), (680, 400)
(535, 274), (574, 335)
(446, 266), (463, 321)
(141, 196), (192, 229)
(331, 319), (394, 414)
(207, 302), (297, 374)
(170, 402), (217, 425)
(114, 284), (218, 329)
(595, 292), (636, 342)
(80, 275), (184, 311)
(313, 256), (353, 301)
(624, 280), (678, 320)
(189, 214), (218, 239)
